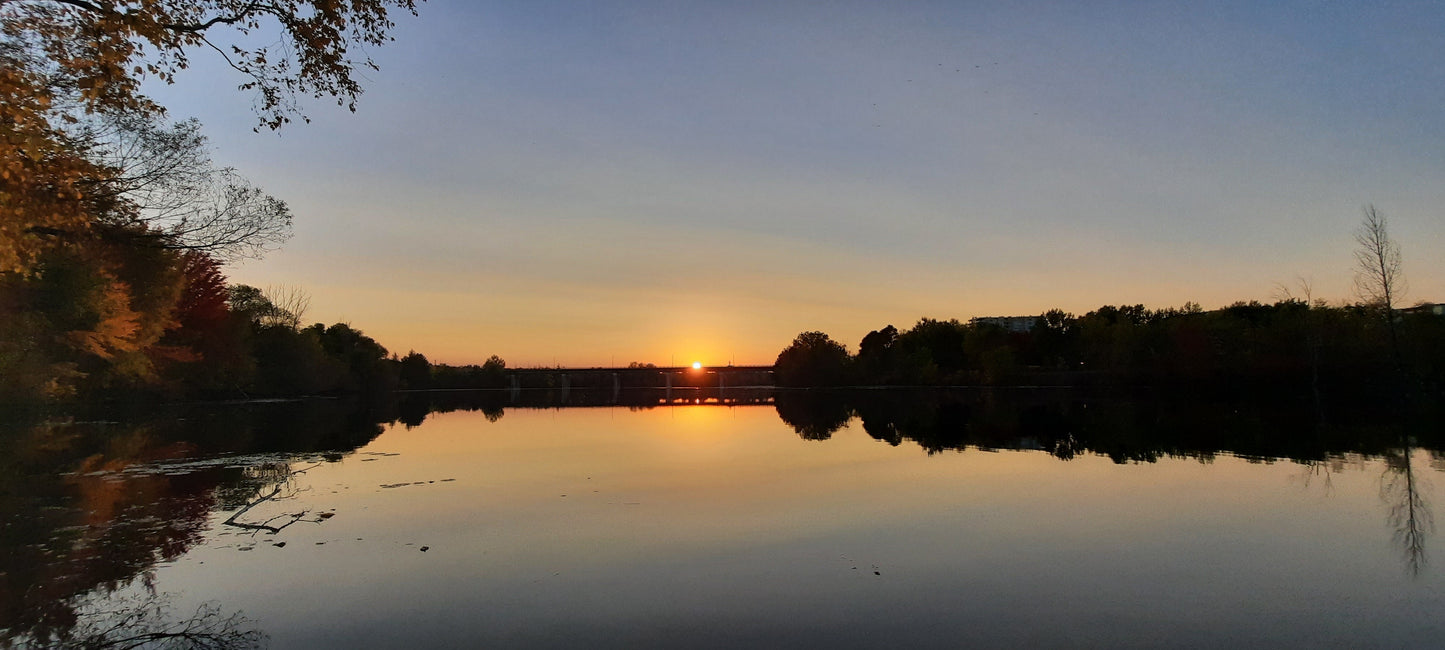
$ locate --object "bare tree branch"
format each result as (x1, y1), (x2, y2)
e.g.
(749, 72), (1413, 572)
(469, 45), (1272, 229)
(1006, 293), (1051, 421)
(1354, 205), (1407, 311)
(222, 462), (323, 533)
(71, 111), (293, 259)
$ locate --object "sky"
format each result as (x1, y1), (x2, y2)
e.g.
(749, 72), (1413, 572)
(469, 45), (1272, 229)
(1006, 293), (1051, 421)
(145, 1), (1445, 367)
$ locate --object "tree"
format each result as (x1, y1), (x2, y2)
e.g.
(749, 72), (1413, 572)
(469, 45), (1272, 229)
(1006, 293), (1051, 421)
(858, 325), (899, 359)
(898, 318), (968, 381)
(156, 250), (256, 391)
(855, 324), (899, 383)
(399, 350), (431, 389)
(774, 331), (850, 387)
(75, 113), (293, 260)
(262, 284), (309, 329)
(1355, 205), (1407, 314)
(312, 322), (395, 392)
(173, 251), (230, 335)
(480, 354), (507, 388)
(1033, 309), (1078, 369)
(1, 0), (419, 273)
(1354, 205), (1406, 368)
(1, 0), (420, 129)
(227, 283), (306, 330)
(0, 223), (191, 396)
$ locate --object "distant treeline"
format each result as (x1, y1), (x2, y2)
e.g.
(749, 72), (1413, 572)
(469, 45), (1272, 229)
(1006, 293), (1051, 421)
(774, 301), (1445, 396)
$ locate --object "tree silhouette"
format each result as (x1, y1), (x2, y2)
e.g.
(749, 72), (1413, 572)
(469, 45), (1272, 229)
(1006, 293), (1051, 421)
(1354, 205), (1407, 371)
(72, 113), (293, 260)
(774, 331), (850, 387)
(399, 351), (432, 390)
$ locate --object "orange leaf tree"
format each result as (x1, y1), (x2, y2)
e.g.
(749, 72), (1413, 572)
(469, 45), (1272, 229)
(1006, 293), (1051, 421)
(1, 0), (420, 273)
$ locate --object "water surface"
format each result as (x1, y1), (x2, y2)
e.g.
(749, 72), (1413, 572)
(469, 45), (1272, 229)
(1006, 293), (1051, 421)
(3, 391), (1442, 648)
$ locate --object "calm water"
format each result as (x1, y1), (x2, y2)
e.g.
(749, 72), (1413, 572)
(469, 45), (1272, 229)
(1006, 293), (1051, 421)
(3, 390), (1443, 648)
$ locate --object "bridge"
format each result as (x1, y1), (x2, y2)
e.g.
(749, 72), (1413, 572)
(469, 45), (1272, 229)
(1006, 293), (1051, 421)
(501, 365), (776, 406)
(506, 365), (774, 390)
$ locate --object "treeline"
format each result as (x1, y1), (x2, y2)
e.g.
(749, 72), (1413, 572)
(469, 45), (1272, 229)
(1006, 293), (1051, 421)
(402, 355), (510, 391)
(0, 113), (406, 402)
(0, 241), (421, 402)
(1, 1), (422, 407)
(775, 301), (1445, 395)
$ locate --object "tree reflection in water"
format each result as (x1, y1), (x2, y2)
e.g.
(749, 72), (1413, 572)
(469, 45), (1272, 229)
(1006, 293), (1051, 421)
(0, 399), (394, 646)
(772, 387), (1445, 577)
(1382, 438), (1434, 577)
(55, 590), (263, 649)
(771, 388), (1444, 465)
(2, 388), (1443, 644)
(774, 391), (852, 440)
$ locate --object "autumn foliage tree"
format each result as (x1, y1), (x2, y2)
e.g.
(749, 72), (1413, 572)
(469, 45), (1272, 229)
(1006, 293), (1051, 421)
(2, 0), (417, 272)
(1, 0), (419, 401)
(174, 252), (230, 334)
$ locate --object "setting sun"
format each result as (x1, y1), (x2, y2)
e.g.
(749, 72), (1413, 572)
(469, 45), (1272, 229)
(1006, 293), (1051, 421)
(692, 361), (703, 369)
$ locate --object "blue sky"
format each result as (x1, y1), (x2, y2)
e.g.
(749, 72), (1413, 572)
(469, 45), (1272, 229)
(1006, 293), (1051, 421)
(147, 1), (1445, 365)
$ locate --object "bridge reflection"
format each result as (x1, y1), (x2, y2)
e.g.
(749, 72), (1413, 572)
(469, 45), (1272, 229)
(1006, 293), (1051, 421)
(495, 366), (776, 407)
(504, 365), (775, 393)
(399, 386), (776, 418)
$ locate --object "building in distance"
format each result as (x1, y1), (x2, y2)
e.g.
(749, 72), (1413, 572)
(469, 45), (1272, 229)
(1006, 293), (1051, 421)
(1402, 302), (1444, 317)
(968, 315), (1038, 333)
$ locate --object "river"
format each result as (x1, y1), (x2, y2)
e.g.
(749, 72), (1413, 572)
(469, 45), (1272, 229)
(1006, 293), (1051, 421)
(2, 389), (1442, 648)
